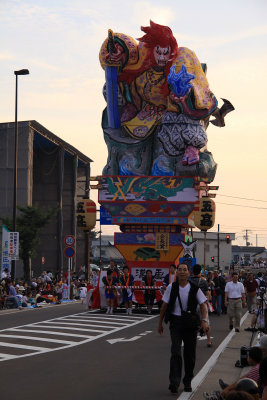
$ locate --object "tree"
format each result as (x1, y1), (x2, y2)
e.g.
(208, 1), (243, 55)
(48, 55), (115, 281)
(1, 203), (57, 281)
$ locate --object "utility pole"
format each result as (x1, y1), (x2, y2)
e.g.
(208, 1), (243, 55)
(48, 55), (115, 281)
(203, 230), (206, 272)
(217, 224), (220, 271)
(243, 229), (251, 246)
(256, 234), (258, 247)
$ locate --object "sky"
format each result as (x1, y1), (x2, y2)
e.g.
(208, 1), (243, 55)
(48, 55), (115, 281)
(0, 0), (267, 247)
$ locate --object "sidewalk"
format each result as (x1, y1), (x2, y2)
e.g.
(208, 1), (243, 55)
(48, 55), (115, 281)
(0, 299), (81, 315)
(189, 311), (255, 399)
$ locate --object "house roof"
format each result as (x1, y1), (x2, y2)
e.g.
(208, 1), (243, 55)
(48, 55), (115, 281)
(232, 245), (266, 253)
(0, 121), (93, 164)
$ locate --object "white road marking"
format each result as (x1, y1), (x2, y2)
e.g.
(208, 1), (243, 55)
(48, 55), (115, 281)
(139, 330), (153, 336)
(0, 353), (16, 359)
(56, 318), (128, 326)
(66, 315), (145, 322)
(0, 334), (73, 345)
(0, 311), (157, 362)
(0, 341), (50, 351)
(36, 321), (116, 330)
(107, 329), (153, 344)
(26, 324), (105, 332)
(177, 312), (249, 400)
(0, 301), (81, 316)
(9, 328), (92, 338)
(107, 336), (142, 344)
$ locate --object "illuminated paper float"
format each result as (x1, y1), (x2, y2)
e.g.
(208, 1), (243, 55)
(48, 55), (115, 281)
(98, 175), (204, 271)
(95, 21), (232, 290)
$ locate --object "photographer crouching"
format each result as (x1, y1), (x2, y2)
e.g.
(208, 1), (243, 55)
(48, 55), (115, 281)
(158, 263), (209, 394)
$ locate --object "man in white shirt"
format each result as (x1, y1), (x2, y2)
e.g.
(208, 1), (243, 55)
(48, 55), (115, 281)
(1, 268), (9, 280)
(158, 263), (208, 394)
(224, 271), (246, 332)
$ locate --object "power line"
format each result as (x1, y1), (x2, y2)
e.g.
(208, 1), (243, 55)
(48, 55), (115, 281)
(216, 202), (267, 210)
(217, 194), (267, 203)
(220, 227), (267, 231)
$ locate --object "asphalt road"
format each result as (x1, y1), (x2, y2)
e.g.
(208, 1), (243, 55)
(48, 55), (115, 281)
(0, 304), (234, 400)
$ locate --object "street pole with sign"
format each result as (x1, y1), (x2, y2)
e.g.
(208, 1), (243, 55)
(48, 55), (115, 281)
(64, 236), (75, 300)
(11, 69), (30, 280)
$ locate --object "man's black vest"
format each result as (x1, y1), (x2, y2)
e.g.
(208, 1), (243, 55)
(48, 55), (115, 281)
(164, 280), (199, 324)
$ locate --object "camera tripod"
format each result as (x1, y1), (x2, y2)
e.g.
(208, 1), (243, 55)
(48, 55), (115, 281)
(249, 293), (267, 347)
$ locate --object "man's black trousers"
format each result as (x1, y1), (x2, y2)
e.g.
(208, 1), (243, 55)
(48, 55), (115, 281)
(169, 315), (198, 388)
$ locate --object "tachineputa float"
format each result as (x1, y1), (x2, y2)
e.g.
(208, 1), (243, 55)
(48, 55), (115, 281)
(89, 21), (234, 307)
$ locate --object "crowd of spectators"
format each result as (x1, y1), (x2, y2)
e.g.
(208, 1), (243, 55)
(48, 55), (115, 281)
(0, 267), (96, 310)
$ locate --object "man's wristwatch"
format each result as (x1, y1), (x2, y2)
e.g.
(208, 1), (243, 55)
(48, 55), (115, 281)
(202, 319), (208, 323)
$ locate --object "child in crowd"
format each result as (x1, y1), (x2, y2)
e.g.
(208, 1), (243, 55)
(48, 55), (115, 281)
(143, 269), (156, 314)
(102, 269), (117, 314)
(120, 266), (134, 315)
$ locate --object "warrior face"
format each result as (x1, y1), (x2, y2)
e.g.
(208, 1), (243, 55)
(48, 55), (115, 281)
(153, 45), (171, 67)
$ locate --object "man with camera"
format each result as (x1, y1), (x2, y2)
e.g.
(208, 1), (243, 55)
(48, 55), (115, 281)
(158, 263), (208, 394)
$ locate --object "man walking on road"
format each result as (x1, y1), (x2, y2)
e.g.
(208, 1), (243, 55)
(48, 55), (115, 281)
(225, 271), (246, 332)
(158, 263), (208, 394)
(212, 269), (226, 316)
(244, 273), (258, 313)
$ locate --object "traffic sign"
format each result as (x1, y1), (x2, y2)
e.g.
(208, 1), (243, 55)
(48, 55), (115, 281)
(64, 246), (75, 258)
(64, 235), (75, 247)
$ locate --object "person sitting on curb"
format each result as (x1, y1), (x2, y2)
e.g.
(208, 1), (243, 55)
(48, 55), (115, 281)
(204, 378), (260, 400)
(219, 347), (263, 397)
(203, 347), (262, 400)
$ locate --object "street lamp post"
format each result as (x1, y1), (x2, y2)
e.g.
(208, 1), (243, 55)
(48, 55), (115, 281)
(11, 69), (30, 280)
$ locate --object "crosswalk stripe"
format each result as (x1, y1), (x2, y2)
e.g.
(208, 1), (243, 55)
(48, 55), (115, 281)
(0, 334), (73, 345)
(39, 321), (120, 329)
(57, 318), (128, 326)
(68, 315), (145, 322)
(0, 341), (50, 351)
(27, 324), (105, 332)
(0, 311), (158, 363)
(9, 328), (92, 338)
(0, 353), (15, 359)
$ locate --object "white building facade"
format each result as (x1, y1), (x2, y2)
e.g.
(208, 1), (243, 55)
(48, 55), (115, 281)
(192, 231), (235, 271)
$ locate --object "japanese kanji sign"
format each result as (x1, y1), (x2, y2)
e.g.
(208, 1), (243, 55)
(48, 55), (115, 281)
(155, 233), (169, 251)
(8, 232), (19, 260)
(76, 199), (96, 231)
(193, 197), (216, 231)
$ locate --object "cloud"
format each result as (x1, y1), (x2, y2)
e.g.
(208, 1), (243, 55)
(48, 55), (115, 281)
(0, 52), (15, 60)
(26, 59), (61, 72)
(174, 25), (267, 50)
(131, 2), (175, 26)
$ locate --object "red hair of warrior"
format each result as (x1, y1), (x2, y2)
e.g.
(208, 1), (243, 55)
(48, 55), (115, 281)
(119, 20), (178, 97)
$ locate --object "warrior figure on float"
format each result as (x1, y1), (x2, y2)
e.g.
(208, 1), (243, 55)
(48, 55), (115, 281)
(99, 21), (233, 177)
